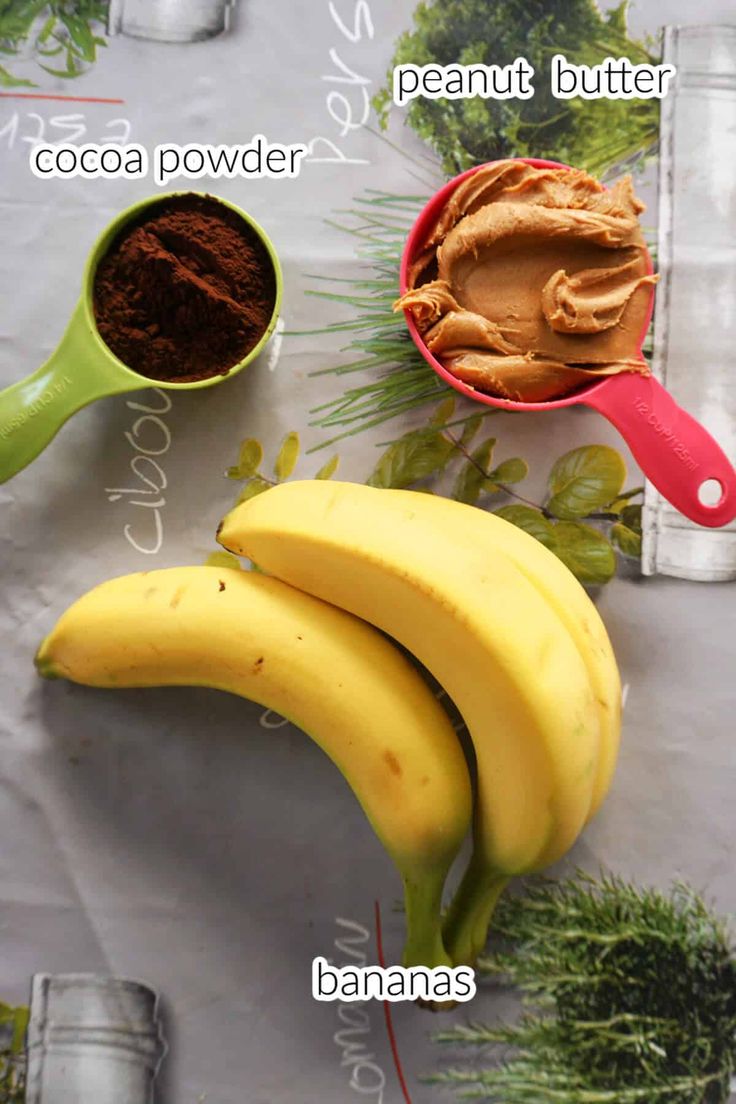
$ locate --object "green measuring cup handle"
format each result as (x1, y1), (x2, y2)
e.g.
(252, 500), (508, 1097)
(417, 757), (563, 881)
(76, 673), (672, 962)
(0, 302), (140, 485)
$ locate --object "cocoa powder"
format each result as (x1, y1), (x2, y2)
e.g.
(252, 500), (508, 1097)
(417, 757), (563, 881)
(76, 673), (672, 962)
(93, 194), (277, 382)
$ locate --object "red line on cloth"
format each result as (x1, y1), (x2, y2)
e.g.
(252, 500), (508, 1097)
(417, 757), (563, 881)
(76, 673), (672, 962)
(374, 900), (413, 1104)
(0, 93), (125, 104)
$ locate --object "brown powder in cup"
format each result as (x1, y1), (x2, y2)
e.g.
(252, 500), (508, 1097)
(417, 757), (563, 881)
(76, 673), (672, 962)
(93, 194), (277, 383)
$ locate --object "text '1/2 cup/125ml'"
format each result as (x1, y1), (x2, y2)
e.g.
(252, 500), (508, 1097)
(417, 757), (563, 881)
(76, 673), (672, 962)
(0, 192), (282, 486)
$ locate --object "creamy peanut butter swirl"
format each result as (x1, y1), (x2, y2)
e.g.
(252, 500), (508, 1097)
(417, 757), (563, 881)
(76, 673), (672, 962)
(397, 161), (657, 402)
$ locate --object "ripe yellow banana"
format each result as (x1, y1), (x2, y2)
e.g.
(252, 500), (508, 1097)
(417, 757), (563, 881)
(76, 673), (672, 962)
(406, 491), (622, 820)
(35, 566), (472, 970)
(218, 481), (621, 967)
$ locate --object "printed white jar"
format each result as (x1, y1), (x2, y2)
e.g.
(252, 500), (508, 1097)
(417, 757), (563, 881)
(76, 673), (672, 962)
(109, 0), (234, 43)
(25, 974), (166, 1104)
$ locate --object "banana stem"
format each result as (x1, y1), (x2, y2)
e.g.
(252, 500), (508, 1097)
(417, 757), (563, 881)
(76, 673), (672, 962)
(442, 854), (510, 968)
(402, 867), (453, 969)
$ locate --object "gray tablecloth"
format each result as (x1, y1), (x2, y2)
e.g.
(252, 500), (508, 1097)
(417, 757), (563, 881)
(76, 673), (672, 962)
(1, 1), (734, 1100)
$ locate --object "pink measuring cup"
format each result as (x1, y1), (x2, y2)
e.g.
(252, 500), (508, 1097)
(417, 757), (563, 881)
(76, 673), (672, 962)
(400, 158), (736, 528)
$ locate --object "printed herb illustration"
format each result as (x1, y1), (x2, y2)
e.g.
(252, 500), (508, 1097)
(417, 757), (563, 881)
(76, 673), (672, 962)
(367, 401), (643, 584)
(0, 1002), (28, 1103)
(206, 431), (340, 572)
(225, 430), (339, 502)
(430, 874), (736, 1103)
(0, 1), (108, 88)
(374, 0), (660, 178)
(305, 192), (449, 443)
(217, 417), (642, 586)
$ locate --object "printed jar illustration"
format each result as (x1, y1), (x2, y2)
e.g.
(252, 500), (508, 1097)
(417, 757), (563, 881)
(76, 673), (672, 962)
(25, 974), (166, 1104)
(645, 24), (736, 580)
(108, 0), (235, 42)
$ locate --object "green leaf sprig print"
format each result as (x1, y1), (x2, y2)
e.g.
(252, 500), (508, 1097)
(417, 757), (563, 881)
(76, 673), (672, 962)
(273, 432), (300, 481)
(547, 445), (628, 519)
(0, 2), (108, 86)
(0, 1001), (28, 1103)
(211, 431), (341, 568)
(218, 414), (643, 586)
(364, 405), (644, 586)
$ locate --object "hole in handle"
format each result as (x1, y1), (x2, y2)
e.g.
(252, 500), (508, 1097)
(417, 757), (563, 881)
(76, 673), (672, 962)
(698, 478), (725, 508)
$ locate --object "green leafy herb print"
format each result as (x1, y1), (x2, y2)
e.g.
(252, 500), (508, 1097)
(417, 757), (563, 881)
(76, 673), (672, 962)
(0, 1), (108, 86)
(374, 0), (659, 179)
(362, 403), (643, 585)
(0, 1001), (28, 1103)
(429, 874), (736, 1104)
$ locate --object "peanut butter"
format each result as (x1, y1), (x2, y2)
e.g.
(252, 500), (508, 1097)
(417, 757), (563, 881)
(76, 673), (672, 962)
(397, 161), (657, 402)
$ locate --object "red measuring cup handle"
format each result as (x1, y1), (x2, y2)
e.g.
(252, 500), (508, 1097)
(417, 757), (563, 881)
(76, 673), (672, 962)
(582, 373), (736, 528)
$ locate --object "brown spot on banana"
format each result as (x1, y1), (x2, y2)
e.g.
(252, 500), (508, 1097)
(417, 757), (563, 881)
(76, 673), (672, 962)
(384, 750), (402, 777)
(169, 586), (186, 609)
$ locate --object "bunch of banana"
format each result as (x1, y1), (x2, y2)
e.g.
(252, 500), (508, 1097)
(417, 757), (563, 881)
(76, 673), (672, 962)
(35, 566), (472, 970)
(217, 481), (622, 967)
(36, 479), (621, 975)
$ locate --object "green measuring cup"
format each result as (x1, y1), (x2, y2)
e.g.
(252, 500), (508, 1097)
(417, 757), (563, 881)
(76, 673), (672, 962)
(0, 193), (283, 485)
